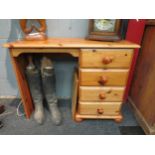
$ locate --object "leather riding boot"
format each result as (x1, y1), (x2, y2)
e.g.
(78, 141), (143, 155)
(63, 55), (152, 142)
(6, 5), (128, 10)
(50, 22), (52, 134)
(25, 56), (44, 125)
(41, 57), (62, 125)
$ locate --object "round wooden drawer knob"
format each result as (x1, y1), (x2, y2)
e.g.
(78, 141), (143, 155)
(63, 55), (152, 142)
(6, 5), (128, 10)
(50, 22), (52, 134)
(98, 76), (108, 85)
(97, 108), (104, 115)
(99, 93), (106, 100)
(102, 56), (114, 64)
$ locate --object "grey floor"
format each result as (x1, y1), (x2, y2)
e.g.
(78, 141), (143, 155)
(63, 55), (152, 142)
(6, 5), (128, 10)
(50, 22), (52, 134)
(0, 99), (142, 135)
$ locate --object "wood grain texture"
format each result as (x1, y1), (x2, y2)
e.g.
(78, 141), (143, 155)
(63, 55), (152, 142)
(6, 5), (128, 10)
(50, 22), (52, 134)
(79, 69), (129, 86)
(72, 71), (79, 120)
(146, 19), (155, 25)
(129, 26), (155, 127)
(4, 38), (139, 120)
(11, 48), (80, 58)
(78, 101), (122, 115)
(79, 86), (125, 102)
(4, 38), (140, 48)
(128, 97), (155, 135)
(9, 50), (33, 118)
(80, 49), (133, 68)
(75, 113), (123, 120)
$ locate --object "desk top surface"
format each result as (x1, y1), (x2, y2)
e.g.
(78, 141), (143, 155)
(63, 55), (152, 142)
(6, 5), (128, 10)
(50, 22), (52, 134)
(4, 38), (140, 49)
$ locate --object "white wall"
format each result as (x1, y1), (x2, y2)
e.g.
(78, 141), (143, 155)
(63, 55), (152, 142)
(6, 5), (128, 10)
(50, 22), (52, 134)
(0, 19), (89, 98)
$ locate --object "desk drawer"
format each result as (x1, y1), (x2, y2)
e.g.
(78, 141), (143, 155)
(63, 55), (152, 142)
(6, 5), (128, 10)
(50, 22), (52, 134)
(79, 69), (129, 86)
(79, 86), (125, 102)
(80, 49), (133, 68)
(78, 102), (122, 115)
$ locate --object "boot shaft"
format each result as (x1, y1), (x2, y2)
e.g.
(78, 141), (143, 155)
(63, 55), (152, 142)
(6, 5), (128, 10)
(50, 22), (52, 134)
(41, 56), (57, 104)
(25, 56), (43, 104)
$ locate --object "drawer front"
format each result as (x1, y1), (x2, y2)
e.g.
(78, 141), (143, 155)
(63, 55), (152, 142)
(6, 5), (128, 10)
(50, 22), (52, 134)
(78, 102), (122, 115)
(79, 86), (125, 102)
(80, 49), (133, 69)
(79, 69), (129, 86)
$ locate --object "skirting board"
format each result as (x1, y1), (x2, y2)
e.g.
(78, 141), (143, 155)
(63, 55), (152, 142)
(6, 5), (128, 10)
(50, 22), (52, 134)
(0, 96), (70, 100)
(0, 96), (20, 99)
(128, 97), (155, 135)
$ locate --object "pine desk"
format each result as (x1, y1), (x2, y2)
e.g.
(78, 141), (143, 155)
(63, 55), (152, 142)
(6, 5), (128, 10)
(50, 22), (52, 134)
(4, 38), (139, 122)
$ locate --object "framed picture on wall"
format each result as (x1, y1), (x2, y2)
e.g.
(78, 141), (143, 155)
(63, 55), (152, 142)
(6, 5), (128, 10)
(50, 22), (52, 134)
(87, 19), (128, 41)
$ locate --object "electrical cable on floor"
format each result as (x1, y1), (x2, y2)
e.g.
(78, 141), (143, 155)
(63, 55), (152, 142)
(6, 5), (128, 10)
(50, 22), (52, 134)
(16, 89), (25, 117)
(16, 100), (25, 117)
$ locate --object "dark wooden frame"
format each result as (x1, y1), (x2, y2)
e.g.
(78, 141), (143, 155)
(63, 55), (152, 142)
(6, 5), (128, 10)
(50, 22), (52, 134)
(88, 19), (125, 41)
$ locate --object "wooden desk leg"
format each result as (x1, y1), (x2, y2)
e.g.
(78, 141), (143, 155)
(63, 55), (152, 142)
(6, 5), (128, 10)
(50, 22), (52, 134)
(10, 51), (34, 118)
(72, 71), (79, 121)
